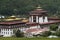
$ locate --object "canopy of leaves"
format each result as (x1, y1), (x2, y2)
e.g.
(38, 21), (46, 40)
(42, 31), (51, 37)
(15, 29), (24, 37)
(50, 24), (58, 31)
(0, 0), (60, 16)
(55, 29), (60, 37)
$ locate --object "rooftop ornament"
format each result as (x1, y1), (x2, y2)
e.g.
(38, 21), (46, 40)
(36, 5), (42, 9)
(29, 5), (47, 16)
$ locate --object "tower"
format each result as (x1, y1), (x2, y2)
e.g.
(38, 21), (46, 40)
(29, 6), (48, 23)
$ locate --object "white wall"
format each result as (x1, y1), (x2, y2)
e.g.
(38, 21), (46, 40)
(29, 17), (31, 22)
(31, 16), (33, 22)
(37, 25), (40, 28)
(39, 16), (48, 23)
(30, 25), (40, 29)
(30, 26), (37, 29)
(39, 16), (43, 23)
(0, 29), (13, 37)
(29, 16), (39, 23)
(36, 16), (38, 23)
(44, 16), (48, 22)
(29, 16), (48, 23)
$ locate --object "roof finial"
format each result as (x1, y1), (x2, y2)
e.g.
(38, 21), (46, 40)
(37, 5), (42, 9)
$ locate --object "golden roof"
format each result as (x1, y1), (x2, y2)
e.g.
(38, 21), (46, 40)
(22, 19), (28, 22)
(4, 18), (22, 21)
(10, 15), (16, 17)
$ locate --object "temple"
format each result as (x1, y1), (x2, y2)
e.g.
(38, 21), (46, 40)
(0, 6), (60, 37)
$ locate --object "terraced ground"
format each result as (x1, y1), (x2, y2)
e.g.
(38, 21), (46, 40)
(0, 37), (60, 40)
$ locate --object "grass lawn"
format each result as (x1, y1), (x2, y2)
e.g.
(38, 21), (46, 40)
(0, 37), (60, 40)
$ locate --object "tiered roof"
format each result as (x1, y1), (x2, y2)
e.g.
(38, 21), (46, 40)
(26, 21), (60, 26)
(0, 21), (26, 25)
(29, 6), (47, 16)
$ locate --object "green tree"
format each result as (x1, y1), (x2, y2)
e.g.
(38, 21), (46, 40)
(50, 24), (58, 31)
(15, 29), (24, 37)
(0, 0), (60, 16)
(42, 31), (51, 37)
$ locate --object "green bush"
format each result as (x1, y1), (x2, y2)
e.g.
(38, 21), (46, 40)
(50, 24), (58, 31)
(42, 31), (51, 37)
(15, 29), (24, 37)
(55, 29), (60, 37)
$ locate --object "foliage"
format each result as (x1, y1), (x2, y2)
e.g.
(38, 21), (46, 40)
(0, 0), (60, 16)
(55, 29), (60, 37)
(15, 29), (24, 37)
(42, 31), (51, 37)
(50, 24), (58, 31)
(51, 32), (56, 35)
(13, 28), (17, 34)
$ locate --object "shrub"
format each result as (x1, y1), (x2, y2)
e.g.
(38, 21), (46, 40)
(50, 24), (58, 31)
(15, 29), (24, 37)
(42, 31), (51, 37)
(55, 29), (60, 37)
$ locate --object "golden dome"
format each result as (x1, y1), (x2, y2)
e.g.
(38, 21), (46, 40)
(10, 15), (16, 17)
(36, 5), (42, 9)
(9, 15), (16, 19)
(22, 19), (28, 22)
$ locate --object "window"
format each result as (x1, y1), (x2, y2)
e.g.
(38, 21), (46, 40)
(6, 32), (7, 34)
(2, 32), (3, 34)
(2, 29), (3, 31)
(3, 29), (4, 31)
(10, 29), (12, 31)
(4, 32), (5, 34)
(6, 29), (7, 31)
(8, 29), (9, 31)
(11, 32), (12, 34)
(8, 32), (9, 34)
(33, 16), (36, 22)
(43, 16), (45, 22)
(9, 26), (11, 28)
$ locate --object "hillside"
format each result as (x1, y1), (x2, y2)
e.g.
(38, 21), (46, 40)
(0, 0), (60, 17)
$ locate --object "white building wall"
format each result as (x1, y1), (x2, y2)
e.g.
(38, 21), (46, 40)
(31, 16), (33, 22)
(30, 25), (40, 29)
(36, 16), (38, 23)
(39, 16), (43, 23)
(30, 26), (37, 29)
(0, 29), (13, 37)
(29, 17), (31, 22)
(37, 25), (40, 28)
(44, 16), (48, 22)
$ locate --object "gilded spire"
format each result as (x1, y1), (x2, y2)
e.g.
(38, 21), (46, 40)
(36, 5), (42, 9)
(36, 5), (43, 10)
